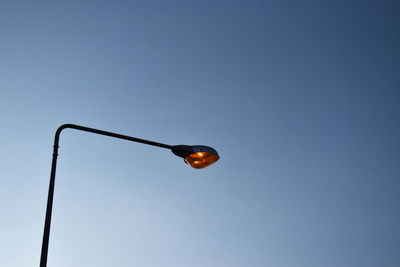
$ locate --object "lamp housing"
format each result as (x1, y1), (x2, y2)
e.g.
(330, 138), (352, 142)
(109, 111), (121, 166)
(172, 145), (219, 169)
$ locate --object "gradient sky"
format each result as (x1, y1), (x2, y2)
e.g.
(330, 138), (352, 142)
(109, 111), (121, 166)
(1, 1), (399, 266)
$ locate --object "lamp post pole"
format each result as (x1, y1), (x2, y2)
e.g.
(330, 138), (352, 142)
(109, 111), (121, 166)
(39, 124), (219, 267)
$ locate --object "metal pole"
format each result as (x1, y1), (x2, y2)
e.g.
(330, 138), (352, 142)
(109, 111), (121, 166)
(39, 124), (172, 267)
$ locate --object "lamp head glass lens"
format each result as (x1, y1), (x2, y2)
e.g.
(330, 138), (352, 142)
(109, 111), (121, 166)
(184, 151), (219, 169)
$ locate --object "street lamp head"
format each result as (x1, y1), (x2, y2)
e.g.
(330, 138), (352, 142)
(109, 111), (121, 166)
(171, 145), (219, 169)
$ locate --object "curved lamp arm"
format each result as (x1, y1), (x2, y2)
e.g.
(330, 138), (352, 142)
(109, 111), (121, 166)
(39, 124), (219, 267)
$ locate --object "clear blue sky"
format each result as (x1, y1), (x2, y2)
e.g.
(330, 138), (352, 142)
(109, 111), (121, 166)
(1, 0), (399, 266)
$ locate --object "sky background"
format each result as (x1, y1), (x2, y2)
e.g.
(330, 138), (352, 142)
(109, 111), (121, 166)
(1, 0), (399, 266)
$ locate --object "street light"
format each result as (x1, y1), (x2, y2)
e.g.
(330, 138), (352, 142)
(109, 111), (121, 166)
(40, 124), (219, 267)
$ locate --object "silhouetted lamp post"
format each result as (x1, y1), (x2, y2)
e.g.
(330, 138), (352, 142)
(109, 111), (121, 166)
(40, 124), (219, 267)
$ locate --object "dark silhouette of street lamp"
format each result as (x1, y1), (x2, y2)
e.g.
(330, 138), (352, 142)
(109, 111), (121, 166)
(40, 124), (219, 267)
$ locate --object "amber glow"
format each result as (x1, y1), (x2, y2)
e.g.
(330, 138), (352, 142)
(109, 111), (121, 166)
(184, 152), (219, 169)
